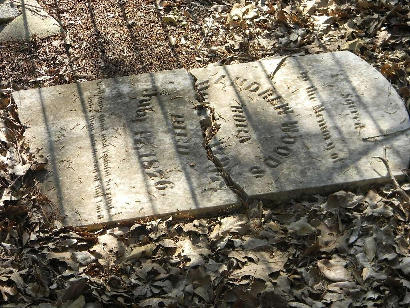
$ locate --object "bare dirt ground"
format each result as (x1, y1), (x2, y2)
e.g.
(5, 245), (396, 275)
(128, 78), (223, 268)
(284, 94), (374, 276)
(0, 0), (409, 307)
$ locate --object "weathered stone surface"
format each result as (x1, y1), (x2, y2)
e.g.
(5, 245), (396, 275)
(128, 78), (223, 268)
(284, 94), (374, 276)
(190, 51), (409, 200)
(0, 0), (61, 41)
(0, 1), (20, 24)
(14, 51), (410, 227)
(14, 70), (238, 227)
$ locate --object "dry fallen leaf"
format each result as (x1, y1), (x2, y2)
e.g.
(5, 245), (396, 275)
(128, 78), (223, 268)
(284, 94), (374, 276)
(176, 238), (210, 267)
(287, 216), (316, 236)
(317, 256), (352, 282)
(209, 215), (248, 240)
(126, 243), (156, 261)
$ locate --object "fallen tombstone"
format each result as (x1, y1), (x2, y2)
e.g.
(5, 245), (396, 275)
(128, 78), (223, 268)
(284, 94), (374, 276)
(13, 51), (410, 227)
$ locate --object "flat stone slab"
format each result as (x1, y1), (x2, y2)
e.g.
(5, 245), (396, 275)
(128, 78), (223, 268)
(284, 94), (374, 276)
(191, 51), (409, 200)
(14, 51), (410, 227)
(0, 0), (61, 41)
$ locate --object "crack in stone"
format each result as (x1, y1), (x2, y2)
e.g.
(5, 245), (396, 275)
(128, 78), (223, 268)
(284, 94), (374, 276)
(190, 72), (249, 207)
(187, 56), (291, 209)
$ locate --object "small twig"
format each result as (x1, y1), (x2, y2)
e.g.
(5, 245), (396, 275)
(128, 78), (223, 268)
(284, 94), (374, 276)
(374, 156), (409, 219)
(269, 55), (290, 80)
(362, 127), (410, 141)
(369, 6), (399, 36)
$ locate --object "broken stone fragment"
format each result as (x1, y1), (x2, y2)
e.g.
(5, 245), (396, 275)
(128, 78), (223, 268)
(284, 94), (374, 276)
(0, 0), (20, 24)
(0, 0), (61, 42)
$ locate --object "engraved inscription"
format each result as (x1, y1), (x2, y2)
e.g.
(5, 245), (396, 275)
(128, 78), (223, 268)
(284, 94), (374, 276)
(209, 72), (300, 177)
(88, 82), (114, 219)
(133, 130), (175, 191)
(214, 73), (233, 89)
(208, 140), (235, 185)
(312, 104), (342, 162)
(213, 72), (295, 116)
(132, 91), (175, 191)
(230, 105), (251, 143)
(234, 75), (294, 116)
(263, 121), (299, 170)
(301, 71), (343, 163)
(256, 87), (294, 115)
(249, 121), (300, 178)
(134, 89), (157, 121)
(249, 166), (266, 178)
(306, 85), (318, 103)
(301, 71), (309, 82)
(170, 114), (190, 155)
(196, 79), (210, 105)
(341, 93), (365, 131)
